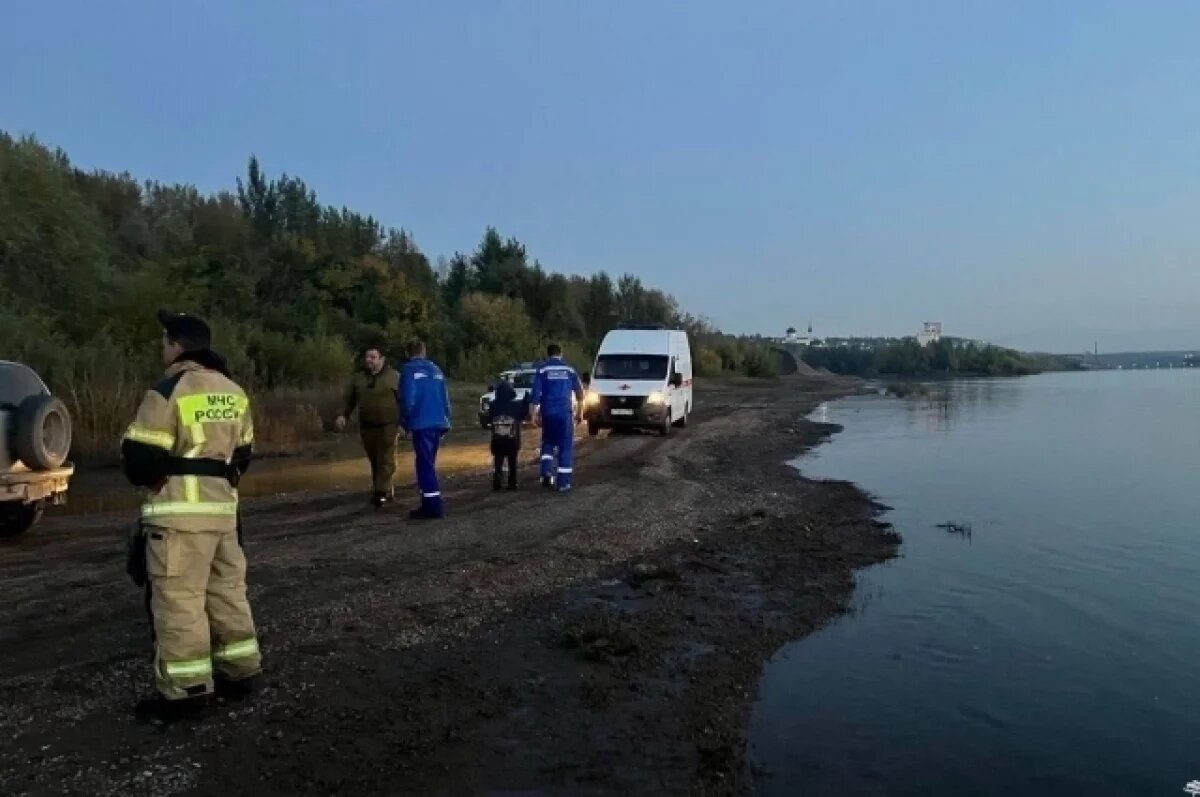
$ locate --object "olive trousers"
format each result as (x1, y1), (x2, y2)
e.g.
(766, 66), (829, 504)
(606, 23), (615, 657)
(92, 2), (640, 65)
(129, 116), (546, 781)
(360, 424), (398, 495)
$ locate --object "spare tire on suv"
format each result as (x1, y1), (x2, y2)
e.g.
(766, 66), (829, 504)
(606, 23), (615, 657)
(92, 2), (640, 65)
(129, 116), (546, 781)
(15, 394), (72, 470)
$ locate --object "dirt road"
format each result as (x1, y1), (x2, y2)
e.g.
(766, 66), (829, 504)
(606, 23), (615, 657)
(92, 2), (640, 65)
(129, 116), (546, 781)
(0, 378), (899, 797)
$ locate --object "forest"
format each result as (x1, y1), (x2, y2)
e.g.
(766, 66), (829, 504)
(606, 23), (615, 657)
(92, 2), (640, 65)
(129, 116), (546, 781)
(0, 133), (775, 460)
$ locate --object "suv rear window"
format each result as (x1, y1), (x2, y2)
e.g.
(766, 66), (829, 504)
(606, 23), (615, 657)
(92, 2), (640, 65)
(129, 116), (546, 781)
(498, 371), (536, 389)
(0, 362), (49, 411)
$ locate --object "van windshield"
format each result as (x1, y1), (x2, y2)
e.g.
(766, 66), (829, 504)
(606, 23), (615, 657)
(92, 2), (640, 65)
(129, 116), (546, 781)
(594, 355), (669, 381)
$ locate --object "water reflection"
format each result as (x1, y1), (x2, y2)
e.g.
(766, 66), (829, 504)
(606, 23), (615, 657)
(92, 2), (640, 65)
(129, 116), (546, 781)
(756, 370), (1200, 796)
(813, 402), (831, 424)
(889, 377), (1030, 435)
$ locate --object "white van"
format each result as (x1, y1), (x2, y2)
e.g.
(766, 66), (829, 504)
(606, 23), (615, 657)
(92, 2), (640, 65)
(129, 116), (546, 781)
(582, 325), (693, 437)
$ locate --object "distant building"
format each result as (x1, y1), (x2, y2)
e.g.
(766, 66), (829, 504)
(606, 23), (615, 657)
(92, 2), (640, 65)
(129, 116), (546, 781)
(781, 323), (816, 346)
(917, 322), (942, 346)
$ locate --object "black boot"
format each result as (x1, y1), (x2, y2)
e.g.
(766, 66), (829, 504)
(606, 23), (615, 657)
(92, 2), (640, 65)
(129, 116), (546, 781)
(541, 475), (554, 489)
(372, 491), (392, 509)
(215, 674), (259, 703)
(493, 473), (503, 491)
(134, 693), (210, 724)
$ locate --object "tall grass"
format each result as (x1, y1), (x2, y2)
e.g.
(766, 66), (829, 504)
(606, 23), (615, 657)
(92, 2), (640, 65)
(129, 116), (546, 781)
(59, 366), (146, 465)
(57, 368), (488, 466)
(59, 373), (344, 466)
(248, 385), (338, 456)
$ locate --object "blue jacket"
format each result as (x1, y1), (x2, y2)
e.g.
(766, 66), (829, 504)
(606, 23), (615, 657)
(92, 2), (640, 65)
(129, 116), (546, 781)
(531, 356), (584, 417)
(398, 357), (451, 432)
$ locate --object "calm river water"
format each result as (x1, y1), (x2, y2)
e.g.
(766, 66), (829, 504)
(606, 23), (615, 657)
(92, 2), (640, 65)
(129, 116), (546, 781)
(751, 370), (1200, 796)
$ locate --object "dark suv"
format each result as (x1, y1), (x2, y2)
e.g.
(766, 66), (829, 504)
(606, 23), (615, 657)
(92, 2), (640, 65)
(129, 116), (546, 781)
(0, 362), (74, 536)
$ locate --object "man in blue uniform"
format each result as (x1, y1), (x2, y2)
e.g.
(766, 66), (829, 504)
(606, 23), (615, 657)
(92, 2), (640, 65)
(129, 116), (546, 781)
(398, 340), (451, 519)
(530, 344), (585, 493)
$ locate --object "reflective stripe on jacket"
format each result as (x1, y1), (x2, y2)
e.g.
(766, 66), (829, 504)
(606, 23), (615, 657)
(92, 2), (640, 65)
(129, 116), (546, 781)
(121, 359), (253, 532)
(531, 357), (583, 416)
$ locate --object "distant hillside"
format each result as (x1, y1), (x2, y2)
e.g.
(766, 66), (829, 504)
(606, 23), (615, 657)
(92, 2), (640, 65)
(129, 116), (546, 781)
(1063, 351), (1200, 370)
(798, 337), (1073, 377)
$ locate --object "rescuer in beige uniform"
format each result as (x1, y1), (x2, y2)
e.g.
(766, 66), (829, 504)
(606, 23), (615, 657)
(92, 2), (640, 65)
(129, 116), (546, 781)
(121, 311), (261, 722)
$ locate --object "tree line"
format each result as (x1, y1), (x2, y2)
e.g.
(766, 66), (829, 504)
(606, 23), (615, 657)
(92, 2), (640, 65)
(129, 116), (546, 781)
(1, 131), (777, 397)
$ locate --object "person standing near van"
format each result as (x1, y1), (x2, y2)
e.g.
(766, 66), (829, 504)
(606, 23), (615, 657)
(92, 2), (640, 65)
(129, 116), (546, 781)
(487, 378), (529, 490)
(530, 344), (585, 493)
(336, 346), (402, 508)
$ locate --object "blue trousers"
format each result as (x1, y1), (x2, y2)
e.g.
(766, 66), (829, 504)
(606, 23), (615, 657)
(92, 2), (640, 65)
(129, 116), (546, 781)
(413, 429), (444, 516)
(540, 413), (575, 490)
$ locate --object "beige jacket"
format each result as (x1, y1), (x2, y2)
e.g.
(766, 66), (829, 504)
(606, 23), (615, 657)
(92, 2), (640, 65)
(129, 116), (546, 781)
(122, 359), (253, 533)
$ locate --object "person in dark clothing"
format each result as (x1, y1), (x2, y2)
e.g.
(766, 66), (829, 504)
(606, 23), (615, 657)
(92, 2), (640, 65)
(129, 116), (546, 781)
(487, 379), (529, 491)
(336, 346), (402, 508)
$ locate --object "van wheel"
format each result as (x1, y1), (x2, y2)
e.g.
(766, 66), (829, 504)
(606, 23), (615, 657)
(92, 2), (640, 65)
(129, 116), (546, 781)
(0, 502), (43, 538)
(16, 395), (72, 471)
(659, 413), (672, 437)
(588, 421), (601, 437)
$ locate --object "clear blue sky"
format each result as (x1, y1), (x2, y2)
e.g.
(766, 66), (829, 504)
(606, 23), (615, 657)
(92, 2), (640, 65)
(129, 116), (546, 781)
(5, 1), (1200, 353)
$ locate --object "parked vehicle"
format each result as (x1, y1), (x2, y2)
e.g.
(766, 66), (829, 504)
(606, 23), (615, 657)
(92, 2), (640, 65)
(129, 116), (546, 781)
(478, 362), (579, 428)
(478, 364), (539, 429)
(582, 325), (693, 437)
(0, 362), (74, 536)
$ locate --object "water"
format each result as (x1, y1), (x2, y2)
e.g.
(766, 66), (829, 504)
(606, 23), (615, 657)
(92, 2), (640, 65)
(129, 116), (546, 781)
(750, 370), (1200, 796)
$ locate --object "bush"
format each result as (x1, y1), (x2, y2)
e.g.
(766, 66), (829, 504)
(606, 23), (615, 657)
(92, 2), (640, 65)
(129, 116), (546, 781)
(251, 386), (335, 454)
(741, 348), (779, 379)
(694, 346), (723, 378)
(245, 330), (352, 389)
(454, 293), (539, 379)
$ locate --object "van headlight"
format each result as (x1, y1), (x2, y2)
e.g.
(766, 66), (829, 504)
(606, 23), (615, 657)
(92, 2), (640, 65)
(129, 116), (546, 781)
(584, 390), (600, 406)
(646, 391), (665, 405)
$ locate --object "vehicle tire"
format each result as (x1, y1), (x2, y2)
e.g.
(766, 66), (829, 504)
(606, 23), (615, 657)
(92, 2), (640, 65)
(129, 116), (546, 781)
(0, 502), (43, 537)
(659, 412), (672, 437)
(587, 420), (600, 437)
(15, 395), (72, 471)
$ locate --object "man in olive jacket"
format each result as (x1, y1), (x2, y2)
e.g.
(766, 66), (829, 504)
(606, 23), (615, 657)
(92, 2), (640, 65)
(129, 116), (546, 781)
(336, 346), (402, 507)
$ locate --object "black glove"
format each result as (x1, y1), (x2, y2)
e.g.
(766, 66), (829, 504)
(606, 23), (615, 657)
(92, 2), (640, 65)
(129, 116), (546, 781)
(125, 521), (147, 588)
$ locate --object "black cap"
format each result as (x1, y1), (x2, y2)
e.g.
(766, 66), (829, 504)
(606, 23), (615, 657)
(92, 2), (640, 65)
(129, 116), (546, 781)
(157, 310), (212, 351)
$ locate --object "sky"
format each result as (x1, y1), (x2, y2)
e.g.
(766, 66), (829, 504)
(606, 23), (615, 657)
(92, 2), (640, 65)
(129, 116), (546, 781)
(4, 1), (1200, 353)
